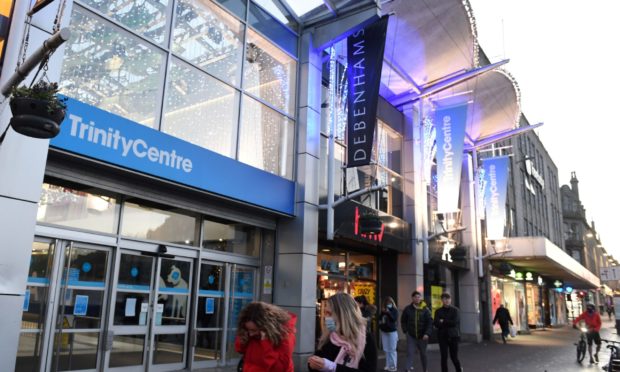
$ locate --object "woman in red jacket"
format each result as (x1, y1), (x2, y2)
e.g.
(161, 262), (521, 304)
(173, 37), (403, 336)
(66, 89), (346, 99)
(235, 301), (297, 371)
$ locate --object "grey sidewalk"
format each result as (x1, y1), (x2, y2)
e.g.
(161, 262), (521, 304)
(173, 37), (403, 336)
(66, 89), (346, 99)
(197, 318), (619, 371)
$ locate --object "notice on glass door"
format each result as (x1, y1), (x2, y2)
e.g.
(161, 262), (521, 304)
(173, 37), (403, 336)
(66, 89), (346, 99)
(206, 297), (214, 314)
(155, 303), (164, 325)
(125, 297), (136, 317)
(73, 295), (89, 316)
(139, 302), (148, 326)
(23, 289), (30, 311)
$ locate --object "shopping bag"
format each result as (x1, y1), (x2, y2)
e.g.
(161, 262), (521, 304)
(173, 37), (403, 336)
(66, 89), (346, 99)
(509, 325), (517, 338)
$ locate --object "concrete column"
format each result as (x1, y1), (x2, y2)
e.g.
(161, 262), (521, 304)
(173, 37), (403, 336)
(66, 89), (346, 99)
(274, 32), (321, 371)
(458, 153), (482, 342)
(0, 1), (70, 367)
(398, 104), (424, 306)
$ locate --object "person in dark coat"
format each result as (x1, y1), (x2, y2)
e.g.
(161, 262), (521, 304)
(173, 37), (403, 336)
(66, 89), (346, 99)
(355, 295), (377, 335)
(401, 291), (432, 372)
(493, 303), (514, 344)
(308, 293), (377, 372)
(433, 293), (462, 372)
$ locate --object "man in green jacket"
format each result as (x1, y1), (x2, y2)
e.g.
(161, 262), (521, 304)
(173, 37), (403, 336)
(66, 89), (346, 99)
(401, 291), (433, 372)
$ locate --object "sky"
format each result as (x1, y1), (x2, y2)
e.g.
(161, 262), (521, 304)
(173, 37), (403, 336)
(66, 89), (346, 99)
(469, 0), (620, 259)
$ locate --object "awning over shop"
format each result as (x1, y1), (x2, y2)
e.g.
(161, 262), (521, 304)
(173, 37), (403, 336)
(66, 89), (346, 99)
(489, 237), (601, 289)
(379, 0), (521, 142)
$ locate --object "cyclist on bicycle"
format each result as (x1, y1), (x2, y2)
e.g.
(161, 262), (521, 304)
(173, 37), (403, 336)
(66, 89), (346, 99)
(573, 302), (602, 364)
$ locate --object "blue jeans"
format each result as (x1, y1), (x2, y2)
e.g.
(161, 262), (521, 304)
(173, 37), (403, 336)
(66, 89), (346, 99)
(381, 330), (398, 369)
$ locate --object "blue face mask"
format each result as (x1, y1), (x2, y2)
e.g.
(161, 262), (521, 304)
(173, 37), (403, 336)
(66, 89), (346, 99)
(387, 304), (393, 309)
(324, 317), (337, 332)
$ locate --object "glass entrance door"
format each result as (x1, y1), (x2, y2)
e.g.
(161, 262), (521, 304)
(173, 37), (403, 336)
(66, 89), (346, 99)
(191, 262), (258, 369)
(17, 239), (112, 372)
(106, 250), (193, 371)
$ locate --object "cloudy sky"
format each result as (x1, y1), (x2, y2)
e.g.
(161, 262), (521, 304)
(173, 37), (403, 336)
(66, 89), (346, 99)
(469, 0), (620, 259)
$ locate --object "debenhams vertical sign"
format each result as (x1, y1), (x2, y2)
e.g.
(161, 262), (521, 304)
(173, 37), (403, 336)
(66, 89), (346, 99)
(346, 16), (389, 168)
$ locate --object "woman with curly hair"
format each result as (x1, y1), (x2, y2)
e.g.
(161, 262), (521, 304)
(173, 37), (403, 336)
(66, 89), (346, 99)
(308, 292), (377, 371)
(234, 301), (297, 371)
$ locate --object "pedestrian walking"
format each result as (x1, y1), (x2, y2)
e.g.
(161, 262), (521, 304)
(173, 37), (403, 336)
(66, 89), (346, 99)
(308, 292), (378, 372)
(492, 303), (514, 344)
(355, 295), (377, 334)
(573, 302), (602, 364)
(401, 291), (432, 372)
(234, 301), (296, 372)
(434, 292), (463, 372)
(607, 304), (614, 321)
(378, 296), (399, 371)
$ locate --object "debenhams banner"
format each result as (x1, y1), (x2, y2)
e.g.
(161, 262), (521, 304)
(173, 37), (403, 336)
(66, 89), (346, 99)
(347, 16), (389, 168)
(482, 156), (510, 239)
(435, 104), (468, 213)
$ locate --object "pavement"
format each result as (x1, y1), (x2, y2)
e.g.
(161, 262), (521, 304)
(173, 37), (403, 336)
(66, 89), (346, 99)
(197, 318), (620, 372)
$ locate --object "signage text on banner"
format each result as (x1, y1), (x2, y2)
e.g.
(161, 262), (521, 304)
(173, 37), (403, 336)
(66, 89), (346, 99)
(482, 156), (510, 240)
(434, 104), (468, 212)
(346, 16), (389, 168)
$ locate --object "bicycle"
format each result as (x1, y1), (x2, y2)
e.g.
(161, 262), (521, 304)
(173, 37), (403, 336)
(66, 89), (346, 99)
(575, 326), (587, 363)
(601, 339), (620, 371)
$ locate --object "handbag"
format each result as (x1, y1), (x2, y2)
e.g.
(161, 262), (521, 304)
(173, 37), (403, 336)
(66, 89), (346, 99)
(237, 356), (244, 372)
(509, 325), (517, 338)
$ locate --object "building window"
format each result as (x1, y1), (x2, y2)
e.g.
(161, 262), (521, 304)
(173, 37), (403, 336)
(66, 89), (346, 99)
(201, 218), (262, 257)
(61, 6), (166, 127)
(121, 201), (197, 245)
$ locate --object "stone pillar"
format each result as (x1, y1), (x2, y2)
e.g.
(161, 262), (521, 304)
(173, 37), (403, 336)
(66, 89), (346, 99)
(274, 32), (321, 371)
(457, 153), (482, 342)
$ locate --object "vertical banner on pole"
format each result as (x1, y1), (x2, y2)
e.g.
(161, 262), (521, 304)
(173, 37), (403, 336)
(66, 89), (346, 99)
(482, 156), (510, 239)
(434, 104), (468, 212)
(346, 16), (389, 168)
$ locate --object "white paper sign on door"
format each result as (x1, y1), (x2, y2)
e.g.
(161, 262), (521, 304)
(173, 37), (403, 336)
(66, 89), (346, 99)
(125, 298), (136, 317)
(263, 265), (273, 295)
(155, 303), (164, 326)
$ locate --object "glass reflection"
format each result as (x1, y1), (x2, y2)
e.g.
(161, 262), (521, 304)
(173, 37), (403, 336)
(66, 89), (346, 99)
(110, 335), (145, 367)
(121, 202), (196, 245)
(15, 332), (43, 371)
(37, 183), (119, 234)
(153, 334), (185, 364)
(78, 0), (169, 45)
(172, 0), (244, 85)
(60, 6), (165, 127)
(243, 29), (296, 115)
(195, 331), (221, 361)
(158, 259), (191, 325)
(52, 332), (100, 370)
(202, 219), (260, 256)
(162, 58), (240, 157)
(239, 95), (294, 179)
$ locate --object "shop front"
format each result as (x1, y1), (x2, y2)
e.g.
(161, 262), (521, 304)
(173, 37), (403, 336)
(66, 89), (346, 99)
(317, 200), (408, 338)
(16, 175), (279, 371)
(490, 275), (527, 334)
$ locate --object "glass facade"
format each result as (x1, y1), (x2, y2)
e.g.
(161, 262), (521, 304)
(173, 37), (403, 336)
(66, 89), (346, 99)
(60, 0), (298, 180)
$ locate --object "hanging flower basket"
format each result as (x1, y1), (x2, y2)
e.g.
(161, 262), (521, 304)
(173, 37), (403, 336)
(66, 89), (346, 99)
(449, 245), (467, 261)
(9, 81), (67, 139)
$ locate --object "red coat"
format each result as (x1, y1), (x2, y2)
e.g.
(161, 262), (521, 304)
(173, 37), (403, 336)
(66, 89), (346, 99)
(235, 313), (297, 372)
(573, 311), (602, 332)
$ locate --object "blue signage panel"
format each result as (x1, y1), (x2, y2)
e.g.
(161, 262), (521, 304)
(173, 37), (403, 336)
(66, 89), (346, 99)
(51, 97), (295, 215)
(481, 156), (509, 239)
(73, 295), (89, 316)
(434, 104), (468, 213)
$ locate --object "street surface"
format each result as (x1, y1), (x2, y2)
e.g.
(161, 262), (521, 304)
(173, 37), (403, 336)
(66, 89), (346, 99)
(200, 318), (619, 372)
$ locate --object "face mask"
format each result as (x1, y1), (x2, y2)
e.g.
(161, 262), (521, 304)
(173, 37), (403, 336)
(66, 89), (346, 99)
(588, 308), (594, 314)
(387, 304), (393, 309)
(324, 317), (337, 332)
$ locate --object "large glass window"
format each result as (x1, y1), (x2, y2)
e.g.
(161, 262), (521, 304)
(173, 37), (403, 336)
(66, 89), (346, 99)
(78, 0), (170, 45)
(201, 218), (261, 257)
(37, 183), (120, 234)
(239, 95), (294, 179)
(121, 201), (197, 245)
(162, 58), (240, 157)
(172, 0), (245, 86)
(243, 29), (296, 115)
(60, 6), (166, 127)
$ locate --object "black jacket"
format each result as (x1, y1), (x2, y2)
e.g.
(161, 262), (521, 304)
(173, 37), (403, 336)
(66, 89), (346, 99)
(493, 307), (513, 328)
(379, 306), (398, 333)
(401, 303), (433, 339)
(309, 331), (378, 372)
(433, 305), (461, 340)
